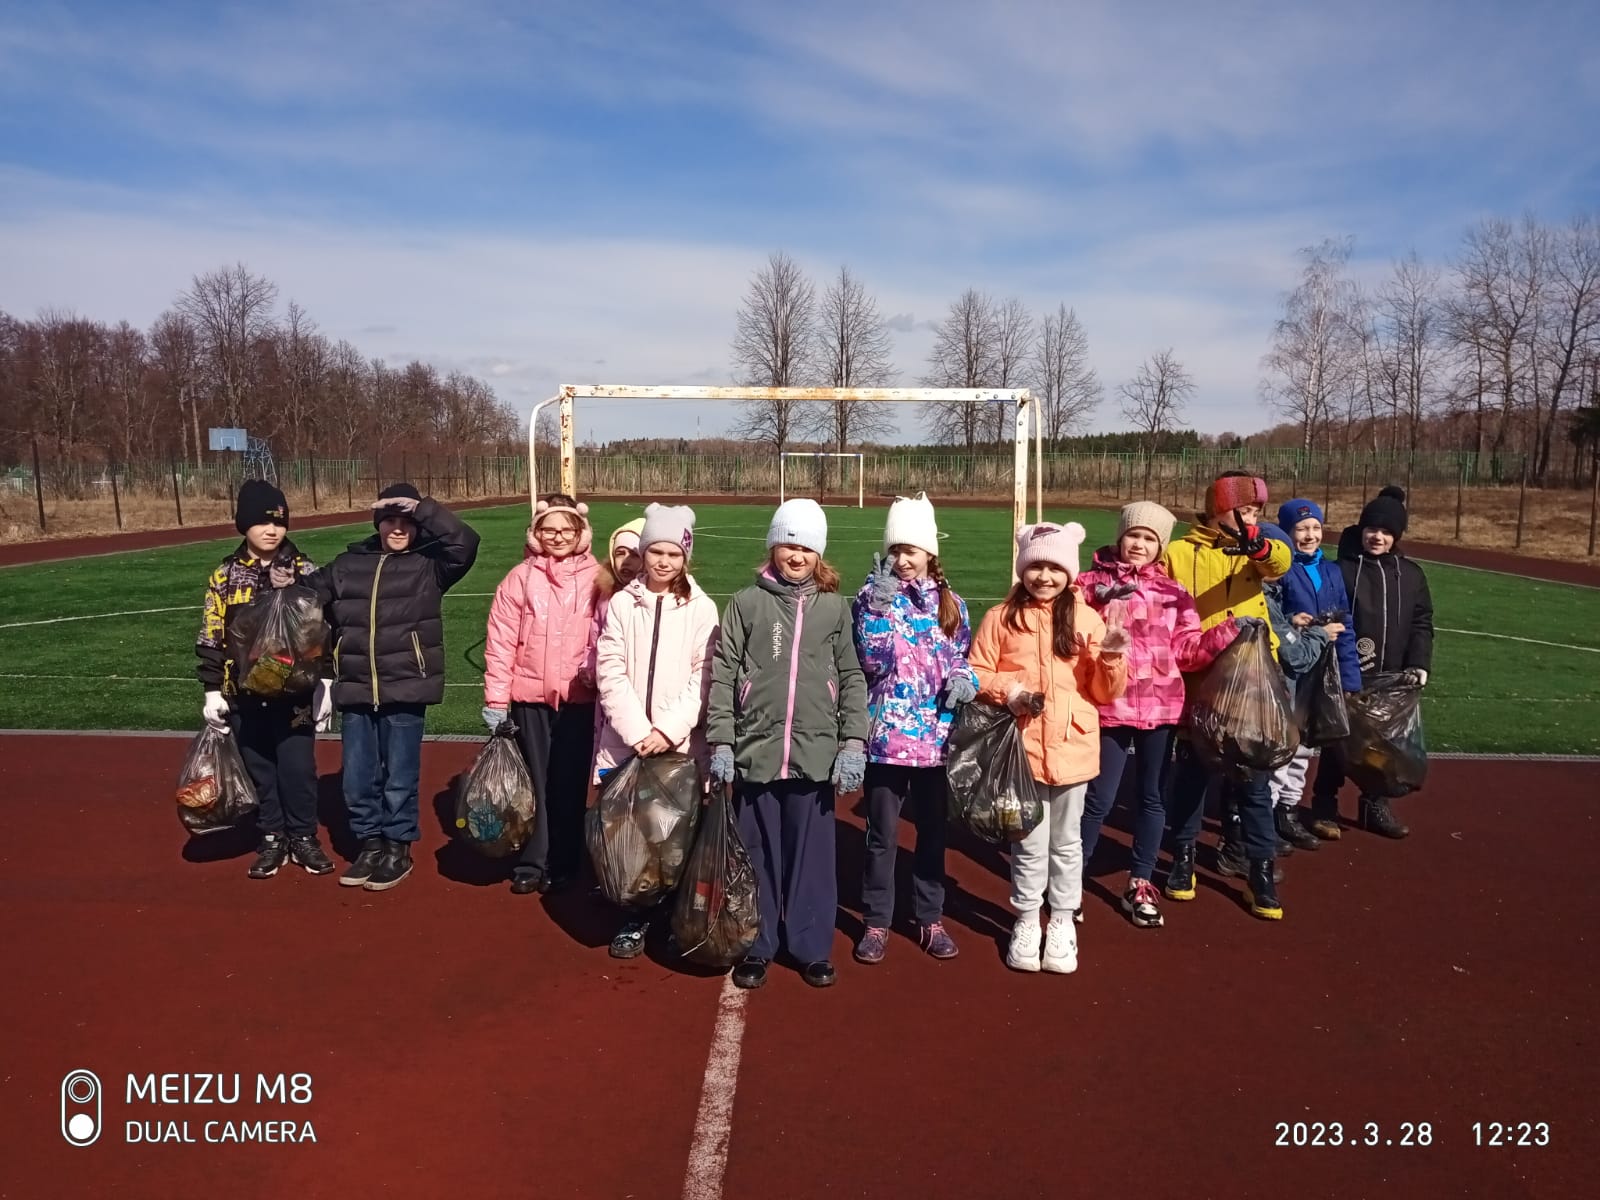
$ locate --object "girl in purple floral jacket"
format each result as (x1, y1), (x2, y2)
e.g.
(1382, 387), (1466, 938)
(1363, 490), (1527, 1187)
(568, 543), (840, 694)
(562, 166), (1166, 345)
(850, 494), (978, 965)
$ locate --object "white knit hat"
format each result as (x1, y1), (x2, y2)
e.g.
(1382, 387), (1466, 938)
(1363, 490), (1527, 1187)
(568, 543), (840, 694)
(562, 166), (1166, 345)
(1117, 501), (1177, 555)
(766, 498), (828, 556)
(1014, 521), (1087, 580)
(640, 503), (696, 557)
(883, 491), (939, 557)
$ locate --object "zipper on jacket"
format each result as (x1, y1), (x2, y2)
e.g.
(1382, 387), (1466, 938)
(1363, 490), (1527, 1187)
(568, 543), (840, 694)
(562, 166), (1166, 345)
(369, 554), (388, 706)
(644, 594), (664, 721)
(777, 595), (806, 779)
(410, 631), (427, 677)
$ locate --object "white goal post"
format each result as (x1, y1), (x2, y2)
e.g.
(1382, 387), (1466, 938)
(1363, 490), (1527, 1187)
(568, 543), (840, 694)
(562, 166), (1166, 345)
(527, 385), (1044, 542)
(779, 452), (865, 508)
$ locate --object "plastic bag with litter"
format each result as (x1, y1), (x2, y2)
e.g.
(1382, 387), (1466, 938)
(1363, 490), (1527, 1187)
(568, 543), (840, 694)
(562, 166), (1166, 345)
(671, 786), (761, 968)
(454, 724), (537, 857)
(944, 700), (1046, 844)
(1187, 622), (1300, 777)
(232, 585), (328, 699)
(1343, 673), (1427, 798)
(587, 752), (703, 908)
(174, 726), (259, 835)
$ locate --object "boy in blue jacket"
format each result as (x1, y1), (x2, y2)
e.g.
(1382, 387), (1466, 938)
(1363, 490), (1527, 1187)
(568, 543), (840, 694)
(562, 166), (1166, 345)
(1272, 500), (1360, 847)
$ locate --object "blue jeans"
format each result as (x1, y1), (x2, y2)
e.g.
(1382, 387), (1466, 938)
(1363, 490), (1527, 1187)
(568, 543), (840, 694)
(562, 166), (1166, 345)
(1081, 725), (1175, 881)
(341, 703), (426, 843)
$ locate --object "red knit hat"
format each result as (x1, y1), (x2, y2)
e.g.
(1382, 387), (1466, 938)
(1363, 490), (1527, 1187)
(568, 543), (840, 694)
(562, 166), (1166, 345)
(1205, 474), (1267, 519)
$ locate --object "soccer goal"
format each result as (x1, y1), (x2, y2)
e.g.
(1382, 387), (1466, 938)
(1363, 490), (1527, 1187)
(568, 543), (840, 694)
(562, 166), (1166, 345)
(527, 385), (1044, 542)
(779, 452), (865, 508)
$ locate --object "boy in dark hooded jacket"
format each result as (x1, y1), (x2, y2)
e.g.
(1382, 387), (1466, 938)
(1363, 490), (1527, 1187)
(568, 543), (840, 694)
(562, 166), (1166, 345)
(1325, 493), (1433, 839)
(196, 480), (335, 879)
(311, 483), (480, 890)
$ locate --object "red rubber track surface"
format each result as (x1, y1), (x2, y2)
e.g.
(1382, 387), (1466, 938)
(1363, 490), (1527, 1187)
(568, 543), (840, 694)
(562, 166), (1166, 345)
(1, 735), (1593, 1198)
(3, 494), (1597, 587)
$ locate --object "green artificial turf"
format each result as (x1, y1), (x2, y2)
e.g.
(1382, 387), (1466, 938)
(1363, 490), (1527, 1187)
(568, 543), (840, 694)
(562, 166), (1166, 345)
(1, 501), (1596, 754)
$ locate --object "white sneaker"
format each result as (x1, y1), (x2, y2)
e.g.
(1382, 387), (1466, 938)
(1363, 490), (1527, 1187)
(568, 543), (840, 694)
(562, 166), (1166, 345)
(1006, 915), (1042, 972)
(1042, 914), (1079, 974)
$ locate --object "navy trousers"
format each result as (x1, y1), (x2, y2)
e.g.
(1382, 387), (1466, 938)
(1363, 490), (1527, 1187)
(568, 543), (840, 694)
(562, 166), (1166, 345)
(232, 697), (318, 839)
(1081, 725), (1175, 881)
(1166, 740), (1276, 861)
(736, 780), (838, 964)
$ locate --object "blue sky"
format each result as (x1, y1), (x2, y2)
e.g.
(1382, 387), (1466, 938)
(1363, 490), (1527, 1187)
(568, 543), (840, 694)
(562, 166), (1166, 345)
(3, 0), (1598, 443)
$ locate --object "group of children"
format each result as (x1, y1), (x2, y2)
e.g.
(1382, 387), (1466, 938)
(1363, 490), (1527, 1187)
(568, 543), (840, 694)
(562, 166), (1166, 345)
(195, 469), (1433, 986)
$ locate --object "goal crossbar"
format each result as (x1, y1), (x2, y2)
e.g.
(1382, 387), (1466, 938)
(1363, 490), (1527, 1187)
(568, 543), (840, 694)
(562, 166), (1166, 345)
(527, 384), (1042, 546)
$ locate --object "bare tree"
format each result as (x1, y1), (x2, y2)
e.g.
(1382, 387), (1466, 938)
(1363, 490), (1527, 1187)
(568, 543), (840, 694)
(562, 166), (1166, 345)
(1261, 238), (1361, 451)
(1374, 254), (1445, 456)
(28, 308), (105, 457)
(808, 265), (895, 468)
(1032, 304), (1102, 469)
(729, 251), (816, 452)
(150, 310), (202, 465)
(267, 301), (329, 457)
(922, 288), (998, 453)
(177, 263), (279, 428)
(1533, 215), (1600, 480)
(1120, 349), (1194, 491)
(1449, 218), (1542, 463)
(976, 298), (1033, 449)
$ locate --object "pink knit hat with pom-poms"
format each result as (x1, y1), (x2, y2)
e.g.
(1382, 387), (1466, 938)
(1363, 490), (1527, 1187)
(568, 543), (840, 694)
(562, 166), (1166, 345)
(526, 496), (593, 555)
(1014, 520), (1088, 580)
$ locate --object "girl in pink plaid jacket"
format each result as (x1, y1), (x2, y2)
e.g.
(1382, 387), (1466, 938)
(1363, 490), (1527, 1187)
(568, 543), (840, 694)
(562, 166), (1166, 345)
(1074, 502), (1241, 929)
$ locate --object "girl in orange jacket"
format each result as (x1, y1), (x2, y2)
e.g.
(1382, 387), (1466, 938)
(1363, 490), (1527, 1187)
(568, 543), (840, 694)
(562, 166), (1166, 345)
(969, 521), (1128, 975)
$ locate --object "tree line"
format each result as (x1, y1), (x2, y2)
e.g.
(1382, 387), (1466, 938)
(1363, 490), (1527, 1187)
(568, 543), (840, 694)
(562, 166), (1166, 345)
(1261, 216), (1600, 485)
(0, 263), (521, 474)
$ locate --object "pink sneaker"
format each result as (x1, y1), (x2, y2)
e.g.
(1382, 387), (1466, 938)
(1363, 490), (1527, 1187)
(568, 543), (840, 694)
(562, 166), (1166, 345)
(854, 926), (889, 964)
(919, 921), (959, 960)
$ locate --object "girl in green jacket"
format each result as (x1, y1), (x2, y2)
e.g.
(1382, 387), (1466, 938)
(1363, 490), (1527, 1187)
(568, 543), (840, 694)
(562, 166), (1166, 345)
(706, 499), (869, 991)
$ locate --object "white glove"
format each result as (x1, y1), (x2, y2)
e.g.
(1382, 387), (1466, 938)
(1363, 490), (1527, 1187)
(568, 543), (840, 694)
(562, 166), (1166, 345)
(1403, 668), (1429, 688)
(202, 690), (231, 732)
(313, 681), (334, 732)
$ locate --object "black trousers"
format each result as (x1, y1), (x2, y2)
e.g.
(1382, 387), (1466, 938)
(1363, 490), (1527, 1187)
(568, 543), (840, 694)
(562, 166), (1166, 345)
(231, 697), (318, 839)
(512, 701), (596, 880)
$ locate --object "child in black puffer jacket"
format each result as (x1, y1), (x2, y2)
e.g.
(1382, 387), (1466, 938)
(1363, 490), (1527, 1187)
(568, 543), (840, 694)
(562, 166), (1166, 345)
(1330, 494), (1434, 839)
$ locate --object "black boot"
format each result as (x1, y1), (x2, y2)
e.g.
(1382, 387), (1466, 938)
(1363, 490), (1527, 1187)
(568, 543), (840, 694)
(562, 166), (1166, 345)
(1359, 796), (1410, 839)
(1215, 834), (1249, 878)
(1245, 858), (1283, 920)
(732, 957), (768, 990)
(340, 838), (387, 888)
(609, 916), (650, 959)
(363, 840), (413, 891)
(247, 833), (289, 880)
(1164, 842), (1197, 901)
(1276, 806), (1321, 852)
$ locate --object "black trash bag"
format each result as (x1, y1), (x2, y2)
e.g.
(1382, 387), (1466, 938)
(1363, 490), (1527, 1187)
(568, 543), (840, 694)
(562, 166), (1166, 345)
(453, 724), (536, 857)
(944, 700), (1046, 844)
(231, 585), (328, 698)
(175, 727), (259, 835)
(1187, 623), (1299, 777)
(1343, 673), (1427, 798)
(671, 787), (760, 968)
(1296, 645), (1352, 745)
(587, 752), (704, 908)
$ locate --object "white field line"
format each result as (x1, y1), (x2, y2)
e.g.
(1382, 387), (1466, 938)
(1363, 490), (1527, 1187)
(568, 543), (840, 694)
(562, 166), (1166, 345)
(0, 606), (193, 629)
(1411, 556), (1600, 591)
(1436, 627), (1600, 654)
(680, 975), (750, 1200)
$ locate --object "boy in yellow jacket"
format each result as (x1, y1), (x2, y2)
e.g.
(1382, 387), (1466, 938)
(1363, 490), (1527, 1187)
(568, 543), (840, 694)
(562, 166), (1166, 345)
(1161, 471), (1292, 919)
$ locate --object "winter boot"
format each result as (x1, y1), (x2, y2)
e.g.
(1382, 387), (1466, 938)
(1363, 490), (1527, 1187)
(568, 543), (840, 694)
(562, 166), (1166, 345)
(288, 836), (336, 875)
(1276, 806), (1321, 852)
(340, 838), (387, 887)
(1164, 842), (1197, 901)
(1245, 858), (1283, 920)
(1359, 796), (1410, 839)
(1308, 796), (1342, 841)
(363, 840), (413, 891)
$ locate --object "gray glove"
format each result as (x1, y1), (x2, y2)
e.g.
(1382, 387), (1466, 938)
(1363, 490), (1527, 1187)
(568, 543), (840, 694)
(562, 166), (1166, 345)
(482, 706), (509, 733)
(1100, 625), (1132, 656)
(1090, 579), (1138, 606)
(941, 674), (977, 710)
(1233, 616), (1267, 639)
(831, 741), (867, 793)
(708, 744), (736, 787)
(866, 553), (900, 613)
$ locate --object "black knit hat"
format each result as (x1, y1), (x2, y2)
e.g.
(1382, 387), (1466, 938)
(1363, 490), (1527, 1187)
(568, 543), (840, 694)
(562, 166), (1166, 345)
(374, 481), (422, 528)
(1359, 495), (1408, 540)
(1378, 485), (1408, 503)
(235, 479), (288, 535)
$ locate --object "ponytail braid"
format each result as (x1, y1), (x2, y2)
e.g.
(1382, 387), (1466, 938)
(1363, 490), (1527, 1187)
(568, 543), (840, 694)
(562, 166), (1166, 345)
(928, 556), (961, 639)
